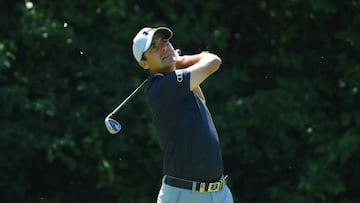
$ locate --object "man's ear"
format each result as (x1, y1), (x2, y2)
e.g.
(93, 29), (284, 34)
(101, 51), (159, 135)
(139, 60), (148, 70)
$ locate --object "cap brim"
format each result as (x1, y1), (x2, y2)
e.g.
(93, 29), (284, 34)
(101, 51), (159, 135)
(154, 27), (173, 39)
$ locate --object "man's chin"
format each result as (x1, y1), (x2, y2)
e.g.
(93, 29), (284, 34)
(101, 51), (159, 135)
(163, 55), (176, 62)
(162, 57), (176, 66)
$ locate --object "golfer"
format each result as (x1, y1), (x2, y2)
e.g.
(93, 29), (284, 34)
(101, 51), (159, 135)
(132, 26), (233, 203)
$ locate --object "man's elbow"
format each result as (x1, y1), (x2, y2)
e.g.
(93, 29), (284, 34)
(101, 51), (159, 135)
(201, 52), (222, 72)
(212, 55), (222, 71)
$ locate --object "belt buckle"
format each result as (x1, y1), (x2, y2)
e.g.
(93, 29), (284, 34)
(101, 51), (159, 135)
(199, 182), (206, 192)
(207, 182), (222, 192)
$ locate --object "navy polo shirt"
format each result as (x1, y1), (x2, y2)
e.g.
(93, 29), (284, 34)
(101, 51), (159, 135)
(146, 69), (224, 182)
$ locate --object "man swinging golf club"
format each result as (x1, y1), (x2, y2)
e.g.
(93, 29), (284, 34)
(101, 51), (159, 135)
(132, 26), (233, 203)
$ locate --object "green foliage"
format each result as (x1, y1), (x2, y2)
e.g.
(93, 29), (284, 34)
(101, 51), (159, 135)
(0, 0), (359, 202)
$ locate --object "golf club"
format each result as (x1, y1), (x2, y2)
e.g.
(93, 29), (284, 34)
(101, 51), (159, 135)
(104, 79), (148, 134)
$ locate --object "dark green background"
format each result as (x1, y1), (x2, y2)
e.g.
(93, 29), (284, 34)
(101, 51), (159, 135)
(1, 0), (359, 202)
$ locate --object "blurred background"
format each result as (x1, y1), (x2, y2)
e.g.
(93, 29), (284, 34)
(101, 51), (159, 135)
(0, 0), (359, 202)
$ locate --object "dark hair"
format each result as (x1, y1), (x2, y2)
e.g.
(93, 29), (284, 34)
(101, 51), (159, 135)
(141, 53), (147, 61)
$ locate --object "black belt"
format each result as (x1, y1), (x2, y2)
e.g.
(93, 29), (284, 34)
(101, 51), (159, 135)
(164, 175), (227, 192)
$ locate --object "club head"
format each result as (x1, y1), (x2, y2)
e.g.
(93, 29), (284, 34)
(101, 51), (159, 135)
(104, 117), (122, 134)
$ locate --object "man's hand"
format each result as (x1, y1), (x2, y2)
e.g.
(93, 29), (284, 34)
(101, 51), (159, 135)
(175, 55), (188, 69)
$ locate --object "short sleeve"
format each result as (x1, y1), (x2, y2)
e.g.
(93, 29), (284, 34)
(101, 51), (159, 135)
(147, 69), (191, 109)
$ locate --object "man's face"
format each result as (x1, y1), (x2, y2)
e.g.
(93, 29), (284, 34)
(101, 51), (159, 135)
(141, 34), (176, 73)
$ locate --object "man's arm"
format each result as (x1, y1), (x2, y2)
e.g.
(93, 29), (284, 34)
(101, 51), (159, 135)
(175, 52), (222, 91)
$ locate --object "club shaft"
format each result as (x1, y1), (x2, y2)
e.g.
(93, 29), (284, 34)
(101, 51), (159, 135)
(107, 79), (148, 118)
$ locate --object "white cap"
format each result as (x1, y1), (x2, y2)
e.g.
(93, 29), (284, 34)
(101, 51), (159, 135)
(132, 27), (173, 62)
